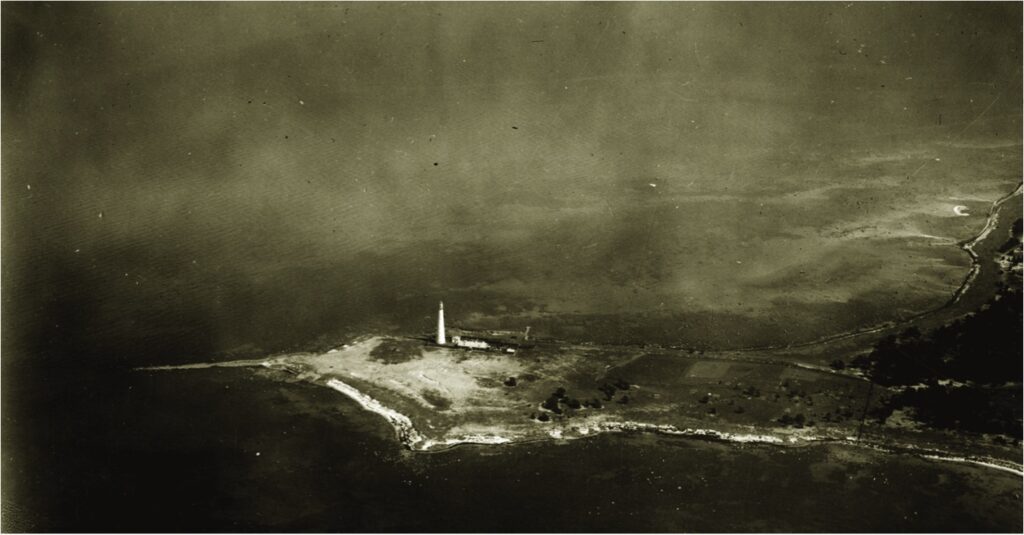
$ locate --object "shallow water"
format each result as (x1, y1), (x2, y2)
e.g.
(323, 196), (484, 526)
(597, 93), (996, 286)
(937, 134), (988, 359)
(5, 3), (1022, 361)
(3, 366), (1019, 532)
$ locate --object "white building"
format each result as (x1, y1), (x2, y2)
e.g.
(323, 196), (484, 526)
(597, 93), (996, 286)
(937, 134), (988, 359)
(451, 335), (489, 350)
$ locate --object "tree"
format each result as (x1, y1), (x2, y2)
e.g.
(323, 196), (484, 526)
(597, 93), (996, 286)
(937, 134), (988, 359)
(541, 396), (562, 414)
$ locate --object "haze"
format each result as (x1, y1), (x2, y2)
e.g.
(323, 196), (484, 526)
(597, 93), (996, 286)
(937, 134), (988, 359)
(3, 2), (1021, 364)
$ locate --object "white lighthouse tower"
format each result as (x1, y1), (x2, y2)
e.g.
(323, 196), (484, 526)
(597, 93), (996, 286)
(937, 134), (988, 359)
(436, 301), (446, 345)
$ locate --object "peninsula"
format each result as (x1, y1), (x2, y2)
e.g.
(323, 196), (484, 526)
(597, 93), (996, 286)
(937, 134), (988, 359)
(143, 186), (1023, 475)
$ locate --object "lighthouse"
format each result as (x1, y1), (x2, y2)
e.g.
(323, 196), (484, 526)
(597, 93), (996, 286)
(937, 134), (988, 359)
(436, 301), (446, 345)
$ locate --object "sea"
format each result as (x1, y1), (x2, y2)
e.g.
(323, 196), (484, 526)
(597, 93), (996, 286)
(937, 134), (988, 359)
(3, 360), (1021, 532)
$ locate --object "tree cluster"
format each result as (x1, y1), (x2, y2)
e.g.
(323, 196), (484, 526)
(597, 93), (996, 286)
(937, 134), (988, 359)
(598, 378), (631, 401)
(538, 386), (597, 417)
(852, 285), (1022, 387)
(871, 384), (1021, 438)
(853, 231), (1022, 437)
(776, 413), (811, 428)
(997, 218), (1023, 253)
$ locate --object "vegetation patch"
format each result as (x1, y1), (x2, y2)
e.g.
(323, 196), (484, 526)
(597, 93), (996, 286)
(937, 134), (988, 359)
(369, 338), (424, 364)
(856, 234), (1023, 439)
(421, 389), (453, 411)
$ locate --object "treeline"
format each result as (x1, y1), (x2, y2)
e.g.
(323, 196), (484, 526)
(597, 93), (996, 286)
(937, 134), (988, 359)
(532, 380), (633, 422)
(877, 383), (1020, 438)
(851, 290), (1021, 386)
(854, 219), (1022, 386)
(999, 217), (1023, 254)
(854, 220), (1022, 437)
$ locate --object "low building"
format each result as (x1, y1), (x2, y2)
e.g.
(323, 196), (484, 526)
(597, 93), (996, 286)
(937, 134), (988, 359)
(452, 335), (490, 350)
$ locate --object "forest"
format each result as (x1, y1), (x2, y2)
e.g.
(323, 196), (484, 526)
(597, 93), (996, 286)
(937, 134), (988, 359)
(854, 219), (1023, 438)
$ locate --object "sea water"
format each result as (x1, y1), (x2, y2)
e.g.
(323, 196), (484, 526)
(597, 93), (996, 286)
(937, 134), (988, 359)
(4, 365), (1019, 532)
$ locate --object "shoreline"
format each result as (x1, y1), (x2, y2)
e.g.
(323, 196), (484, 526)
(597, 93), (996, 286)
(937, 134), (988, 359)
(324, 378), (427, 447)
(734, 181), (1023, 353)
(139, 346), (1023, 477)
(948, 181), (1022, 305)
(316, 374), (1024, 477)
